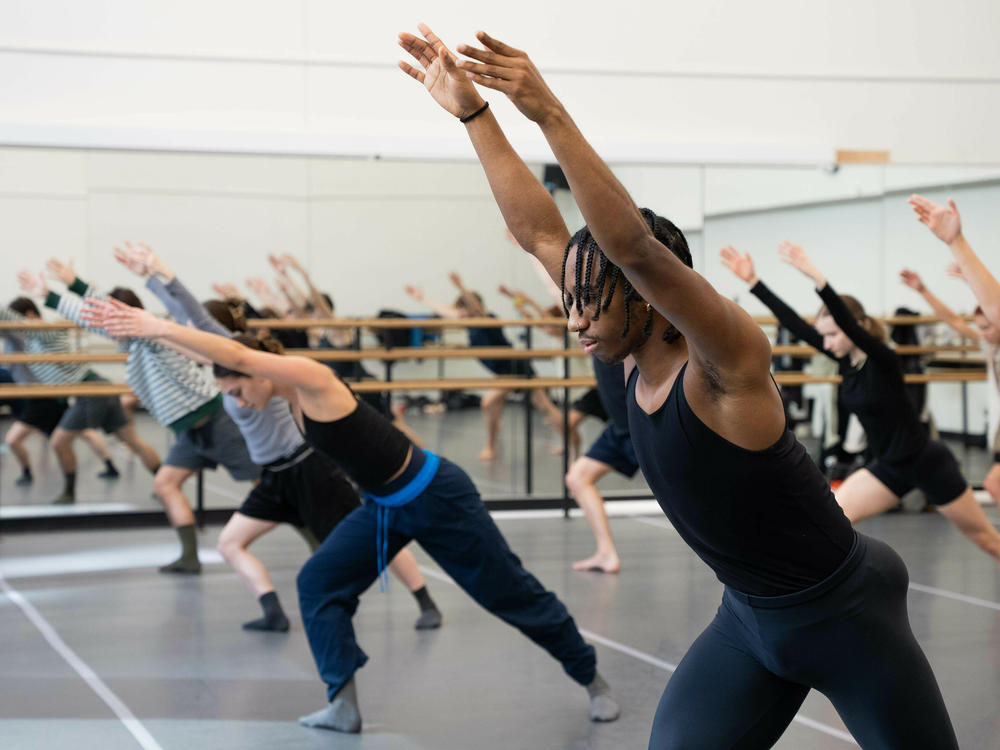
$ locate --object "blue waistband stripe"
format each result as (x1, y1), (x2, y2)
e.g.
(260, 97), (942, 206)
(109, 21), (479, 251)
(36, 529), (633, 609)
(364, 451), (441, 508)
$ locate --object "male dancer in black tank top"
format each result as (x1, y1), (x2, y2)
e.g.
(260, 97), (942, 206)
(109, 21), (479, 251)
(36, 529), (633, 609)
(401, 24), (958, 747)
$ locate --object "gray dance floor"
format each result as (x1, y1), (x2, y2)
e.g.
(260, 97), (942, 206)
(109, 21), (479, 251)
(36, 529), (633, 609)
(2, 503), (999, 749)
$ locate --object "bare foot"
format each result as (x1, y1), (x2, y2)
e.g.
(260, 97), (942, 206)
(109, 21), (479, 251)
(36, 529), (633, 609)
(572, 552), (620, 574)
(478, 446), (497, 462)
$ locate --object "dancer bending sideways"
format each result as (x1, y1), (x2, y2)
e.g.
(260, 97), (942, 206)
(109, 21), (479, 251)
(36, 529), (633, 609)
(400, 23), (958, 748)
(720, 242), (1000, 561)
(18, 266), (256, 573)
(113, 242), (441, 632)
(84, 296), (619, 735)
(405, 271), (565, 460)
(900, 265), (1000, 509)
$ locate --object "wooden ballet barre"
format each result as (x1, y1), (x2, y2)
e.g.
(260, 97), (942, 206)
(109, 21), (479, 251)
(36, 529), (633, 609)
(0, 371), (988, 400)
(246, 316), (569, 330)
(769, 343), (981, 357)
(0, 377), (599, 399)
(772, 370), (986, 386)
(3, 343), (983, 366)
(753, 314), (975, 326)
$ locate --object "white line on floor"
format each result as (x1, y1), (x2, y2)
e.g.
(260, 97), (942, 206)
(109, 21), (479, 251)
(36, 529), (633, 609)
(907, 583), (1000, 612)
(627, 518), (1000, 612)
(417, 564), (857, 745)
(0, 573), (163, 750)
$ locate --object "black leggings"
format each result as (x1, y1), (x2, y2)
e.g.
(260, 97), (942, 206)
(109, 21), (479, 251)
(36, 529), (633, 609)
(649, 534), (957, 749)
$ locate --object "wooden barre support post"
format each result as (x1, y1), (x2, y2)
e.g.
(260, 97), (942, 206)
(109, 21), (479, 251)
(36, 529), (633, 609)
(0, 372), (986, 400)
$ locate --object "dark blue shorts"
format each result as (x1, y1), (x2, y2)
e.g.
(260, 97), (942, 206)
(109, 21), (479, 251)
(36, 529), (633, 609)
(585, 423), (639, 478)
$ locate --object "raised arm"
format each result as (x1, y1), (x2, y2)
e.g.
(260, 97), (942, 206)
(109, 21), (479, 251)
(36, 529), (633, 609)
(281, 254), (333, 318)
(81, 297), (355, 418)
(404, 284), (461, 318)
(451, 31), (771, 383)
(909, 194), (1000, 327)
(899, 268), (979, 340)
(778, 242), (893, 364)
(719, 245), (832, 359)
(449, 272), (487, 316)
(19, 269), (111, 338)
(399, 24), (570, 285)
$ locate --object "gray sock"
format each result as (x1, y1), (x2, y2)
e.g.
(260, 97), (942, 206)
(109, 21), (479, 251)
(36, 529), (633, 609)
(586, 672), (620, 722)
(299, 676), (362, 733)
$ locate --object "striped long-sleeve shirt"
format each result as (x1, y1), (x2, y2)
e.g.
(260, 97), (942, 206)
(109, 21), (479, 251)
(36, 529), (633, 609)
(46, 283), (220, 432)
(0, 304), (91, 385)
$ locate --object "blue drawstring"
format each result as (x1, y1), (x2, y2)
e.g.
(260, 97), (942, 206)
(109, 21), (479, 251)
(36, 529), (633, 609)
(376, 505), (391, 592)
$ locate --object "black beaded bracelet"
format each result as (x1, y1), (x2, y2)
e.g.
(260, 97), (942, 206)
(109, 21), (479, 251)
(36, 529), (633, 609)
(459, 101), (490, 124)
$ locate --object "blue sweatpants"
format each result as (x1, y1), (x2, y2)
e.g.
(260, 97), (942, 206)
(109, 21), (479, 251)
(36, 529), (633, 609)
(297, 457), (596, 701)
(649, 534), (958, 749)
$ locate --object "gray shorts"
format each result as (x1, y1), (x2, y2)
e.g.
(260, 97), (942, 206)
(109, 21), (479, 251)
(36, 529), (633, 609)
(165, 409), (260, 481)
(58, 394), (129, 434)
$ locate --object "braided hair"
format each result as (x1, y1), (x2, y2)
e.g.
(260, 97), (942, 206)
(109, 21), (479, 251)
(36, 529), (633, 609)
(560, 208), (692, 343)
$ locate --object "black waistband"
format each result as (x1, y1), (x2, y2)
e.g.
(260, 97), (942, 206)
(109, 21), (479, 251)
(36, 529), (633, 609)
(726, 531), (864, 609)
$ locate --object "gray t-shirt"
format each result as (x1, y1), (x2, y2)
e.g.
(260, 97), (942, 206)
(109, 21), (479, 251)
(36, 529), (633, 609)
(147, 275), (304, 465)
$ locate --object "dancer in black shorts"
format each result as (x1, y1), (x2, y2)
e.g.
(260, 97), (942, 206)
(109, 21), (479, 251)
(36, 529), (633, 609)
(565, 357), (639, 573)
(720, 243), (1000, 560)
(113, 243), (442, 631)
(2, 289), (161, 499)
(405, 272), (564, 460)
(85, 295), (620, 736)
(400, 24), (958, 747)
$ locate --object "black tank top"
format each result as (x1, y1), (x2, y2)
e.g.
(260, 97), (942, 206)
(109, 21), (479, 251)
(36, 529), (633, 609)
(626, 363), (854, 596)
(301, 398), (411, 493)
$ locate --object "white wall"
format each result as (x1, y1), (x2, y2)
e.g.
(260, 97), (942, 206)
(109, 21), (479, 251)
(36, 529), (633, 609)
(1, 1), (999, 163)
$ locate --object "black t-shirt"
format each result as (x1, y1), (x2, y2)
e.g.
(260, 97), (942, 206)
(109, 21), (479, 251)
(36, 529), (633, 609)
(751, 281), (927, 464)
(626, 363), (855, 596)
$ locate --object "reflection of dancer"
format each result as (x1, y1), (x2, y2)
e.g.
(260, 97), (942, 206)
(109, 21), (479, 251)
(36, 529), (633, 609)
(116, 243), (441, 632)
(405, 272), (564, 460)
(401, 24), (957, 747)
(86, 296), (620, 734)
(721, 243), (1000, 561)
(1, 289), (158, 500)
(565, 357), (636, 573)
(18, 267), (256, 573)
(900, 266), (1000, 508)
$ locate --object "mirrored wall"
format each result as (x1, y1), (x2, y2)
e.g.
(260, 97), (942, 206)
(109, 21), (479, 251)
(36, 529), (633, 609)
(2, 146), (998, 521)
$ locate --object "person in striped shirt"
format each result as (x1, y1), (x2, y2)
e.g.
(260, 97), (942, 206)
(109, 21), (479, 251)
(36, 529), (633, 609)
(17, 266), (259, 574)
(1, 291), (160, 501)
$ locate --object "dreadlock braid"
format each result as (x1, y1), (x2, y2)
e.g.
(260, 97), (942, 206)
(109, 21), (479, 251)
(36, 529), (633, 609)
(560, 209), (692, 342)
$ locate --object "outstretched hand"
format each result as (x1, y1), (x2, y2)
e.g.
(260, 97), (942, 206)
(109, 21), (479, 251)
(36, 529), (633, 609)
(18, 270), (48, 298)
(212, 283), (243, 301)
(718, 246), (758, 285)
(45, 258), (75, 285)
(454, 31), (562, 124)
(81, 297), (161, 338)
(909, 194), (962, 245)
(404, 284), (424, 301)
(113, 242), (158, 277)
(399, 23), (485, 119)
(777, 241), (826, 287)
(899, 269), (925, 292)
(448, 271), (465, 289)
